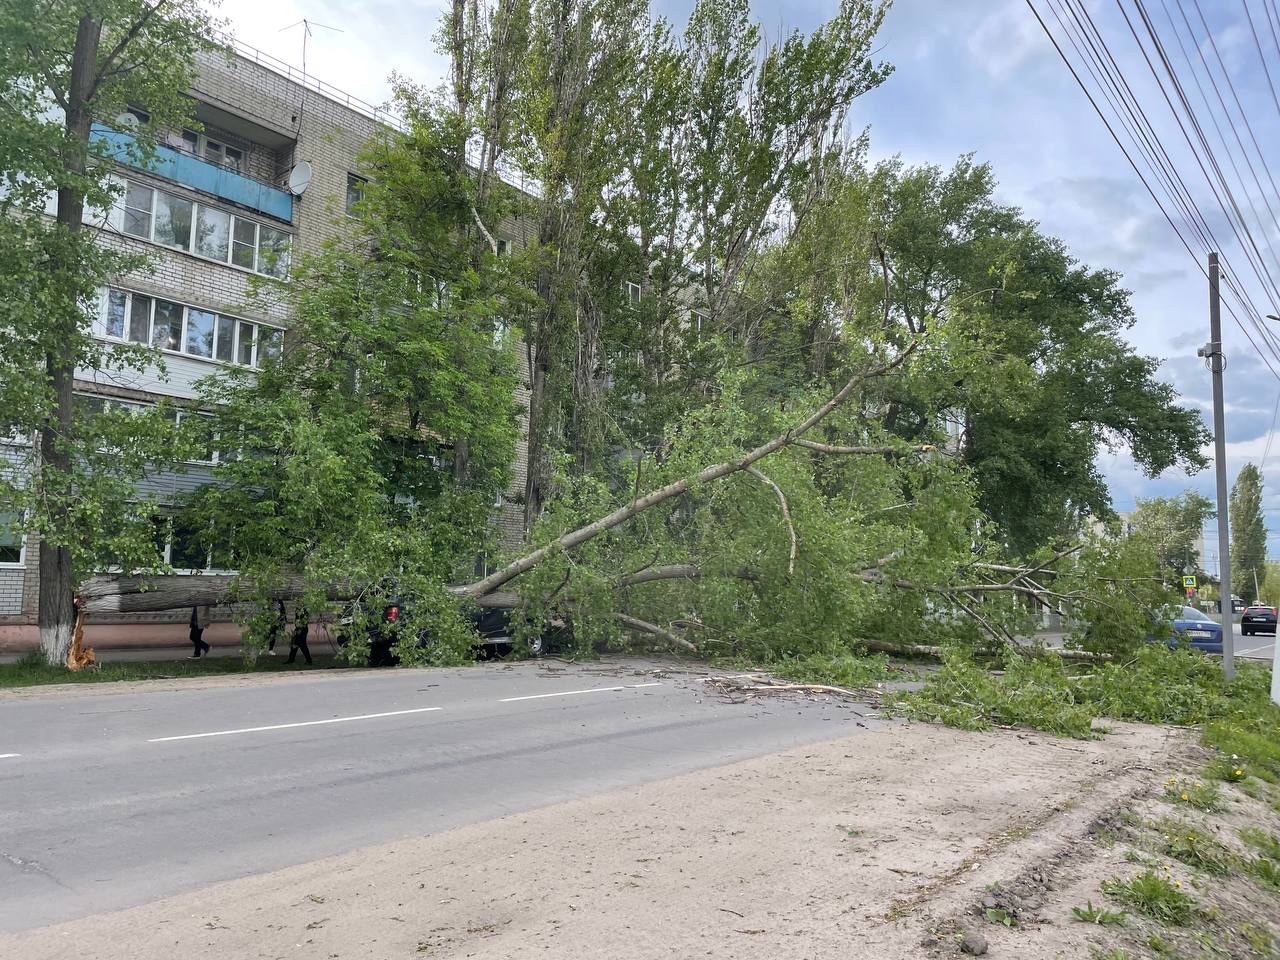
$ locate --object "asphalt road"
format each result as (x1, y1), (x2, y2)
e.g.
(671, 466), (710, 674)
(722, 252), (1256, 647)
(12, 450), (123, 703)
(0, 659), (879, 933)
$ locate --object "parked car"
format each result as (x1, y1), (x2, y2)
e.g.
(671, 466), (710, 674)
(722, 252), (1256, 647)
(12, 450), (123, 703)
(336, 598), (558, 666)
(1242, 605), (1278, 636)
(1154, 605), (1224, 654)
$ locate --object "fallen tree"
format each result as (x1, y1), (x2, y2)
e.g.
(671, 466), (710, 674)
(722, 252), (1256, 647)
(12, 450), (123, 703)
(78, 344), (917, 615)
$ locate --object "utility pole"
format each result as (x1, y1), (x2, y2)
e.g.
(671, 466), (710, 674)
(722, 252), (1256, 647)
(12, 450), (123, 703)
(1199, 252), (1236, 679)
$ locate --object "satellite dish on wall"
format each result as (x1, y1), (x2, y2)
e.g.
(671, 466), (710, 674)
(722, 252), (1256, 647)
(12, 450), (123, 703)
(286, 160), (313, 196)
(113, 112), (140, 131)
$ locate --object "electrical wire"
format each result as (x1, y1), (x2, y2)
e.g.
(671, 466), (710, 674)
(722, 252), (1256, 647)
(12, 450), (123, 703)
(1025, 0), (1280, 384)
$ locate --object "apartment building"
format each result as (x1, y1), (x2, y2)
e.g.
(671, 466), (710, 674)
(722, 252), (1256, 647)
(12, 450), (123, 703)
(0, 41), (532, 646)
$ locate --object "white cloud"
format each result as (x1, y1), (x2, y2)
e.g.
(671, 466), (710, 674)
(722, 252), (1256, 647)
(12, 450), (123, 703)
(967, 0), (1048, 78)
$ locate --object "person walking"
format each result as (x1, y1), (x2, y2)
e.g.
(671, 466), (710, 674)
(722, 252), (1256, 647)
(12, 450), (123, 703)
(286, 602), (313, 665)
(265, 599), (285, 655)
(187, 605), (210, 659)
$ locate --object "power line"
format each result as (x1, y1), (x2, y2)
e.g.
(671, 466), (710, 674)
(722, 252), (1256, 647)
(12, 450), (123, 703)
(1026, 0), (1280, 384)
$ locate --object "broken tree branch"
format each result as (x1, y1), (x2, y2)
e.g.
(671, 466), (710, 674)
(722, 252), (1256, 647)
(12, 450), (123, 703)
(455, 343), (920, 599)
(614, 613), (697, 653)
(614, 564), (761, 588)
(746, 466), (797, 577)
(793, 438), (936, 456)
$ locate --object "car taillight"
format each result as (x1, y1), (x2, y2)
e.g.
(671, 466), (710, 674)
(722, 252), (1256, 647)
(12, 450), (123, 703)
(385, 605), (400, 623)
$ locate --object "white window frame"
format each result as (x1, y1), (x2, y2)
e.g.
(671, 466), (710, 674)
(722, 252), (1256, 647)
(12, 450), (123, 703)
(108, 177), (291, 279)
(626, 281), (642, 306)
(173, 409), (220, 466)
(174, 129), (244, 173)
(96, 288), (285, 370)
(0, 508), (27, 568)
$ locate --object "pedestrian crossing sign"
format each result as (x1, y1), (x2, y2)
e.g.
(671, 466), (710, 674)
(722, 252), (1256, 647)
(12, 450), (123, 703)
(1182, 575), (1197, 588)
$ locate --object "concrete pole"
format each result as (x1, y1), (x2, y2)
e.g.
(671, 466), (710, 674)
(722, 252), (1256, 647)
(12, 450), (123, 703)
(1204, 253), (1236, 680)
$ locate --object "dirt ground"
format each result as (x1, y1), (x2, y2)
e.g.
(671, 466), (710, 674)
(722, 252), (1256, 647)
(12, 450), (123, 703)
(13, 715), (1270, 960)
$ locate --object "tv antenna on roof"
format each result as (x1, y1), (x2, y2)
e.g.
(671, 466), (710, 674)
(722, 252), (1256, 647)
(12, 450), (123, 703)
(279, 18), (342, 175)
(280, 18), (343, 83)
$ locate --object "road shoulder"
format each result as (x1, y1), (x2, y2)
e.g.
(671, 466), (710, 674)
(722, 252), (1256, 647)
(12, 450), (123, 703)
(0, 720), (1196, 959)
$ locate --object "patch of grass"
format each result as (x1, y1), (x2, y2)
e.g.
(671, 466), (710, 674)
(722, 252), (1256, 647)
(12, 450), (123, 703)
(1103, 870), (1199, 926)
(1207, 752), (1250, 783)
(1203, 687), (1280, 785)
(1247, 855), (1280, 892)
(1243, 923), (1275, 956)
(1163, 778), (1223, 812)
(1157, 819), (1236, 875)
(1147, 933), (1176, 955)
(0, 652), (348, 687)
(1236, 777), (1265, 800)
(1241, 827), (1280, 861)
(1072, 900), (1127, 925)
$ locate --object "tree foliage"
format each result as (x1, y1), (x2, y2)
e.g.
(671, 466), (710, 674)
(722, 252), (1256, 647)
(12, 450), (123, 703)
(1126, 491), (1215, 584)
(0, 0), (218, 662)
(14, 0), (1209, 668)
(182, 95), (522, 662)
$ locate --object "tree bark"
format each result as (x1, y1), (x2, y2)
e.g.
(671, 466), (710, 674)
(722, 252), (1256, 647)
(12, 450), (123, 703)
(39, 15), (101, 666)
(78, 573), (525, 615)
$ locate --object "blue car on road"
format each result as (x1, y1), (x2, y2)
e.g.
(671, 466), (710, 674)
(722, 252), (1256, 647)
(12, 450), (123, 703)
(1158, 605), (1224, 654)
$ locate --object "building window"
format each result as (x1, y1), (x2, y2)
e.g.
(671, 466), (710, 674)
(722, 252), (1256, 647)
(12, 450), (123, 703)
(97, 288), (283, 370)
(152, 191), (193, 250)
(231, 218), (257, 270)
(345, 173), (367, 215)
(202, 138), (244, 172)
(184, 308), (216, 358)
(127, 292), (151, 343)
(0, 509), (24, 565)
(237, 321), (256, 366)
(151, 298), (184, 352)
(172, 410), (218, 464)
(496, 238), (508, 256)
(195, 205), (230, 261)
(215, 314), (235, 363)
(626, 281), (642, 306)
(105, 289), (127, 339)
(257, 225), (291, 279)
(125, 105), (151, 126)
(122, 182), (153, 239)
(110, 178), (290, 278)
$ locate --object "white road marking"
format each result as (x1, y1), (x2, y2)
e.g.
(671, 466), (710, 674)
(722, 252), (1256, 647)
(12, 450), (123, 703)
(499, 682), (663, 703)
(0, 754), (20, 760)
(147, 707), (443, 743)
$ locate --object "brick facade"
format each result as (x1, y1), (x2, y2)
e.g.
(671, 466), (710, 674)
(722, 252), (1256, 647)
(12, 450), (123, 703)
(3, 44), (532, 638)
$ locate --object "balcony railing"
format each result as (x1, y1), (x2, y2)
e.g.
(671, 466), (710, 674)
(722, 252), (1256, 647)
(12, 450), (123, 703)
(91, 125), (294, 223)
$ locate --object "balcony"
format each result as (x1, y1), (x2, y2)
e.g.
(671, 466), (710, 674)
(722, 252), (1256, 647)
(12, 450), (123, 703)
(91, 125), (294, 224)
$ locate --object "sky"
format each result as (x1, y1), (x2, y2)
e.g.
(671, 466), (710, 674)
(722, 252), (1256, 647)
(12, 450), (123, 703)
(210, 0), (1280, 565)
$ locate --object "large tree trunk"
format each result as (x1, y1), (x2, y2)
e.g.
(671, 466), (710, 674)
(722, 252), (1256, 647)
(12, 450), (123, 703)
(40, 15), (100, 666)
(78, 574), (522, 615)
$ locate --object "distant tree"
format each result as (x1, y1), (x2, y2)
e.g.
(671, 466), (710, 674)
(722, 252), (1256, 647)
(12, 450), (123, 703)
(1126, 492), (1214, 584)
(1230, 463), (1267, 603)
